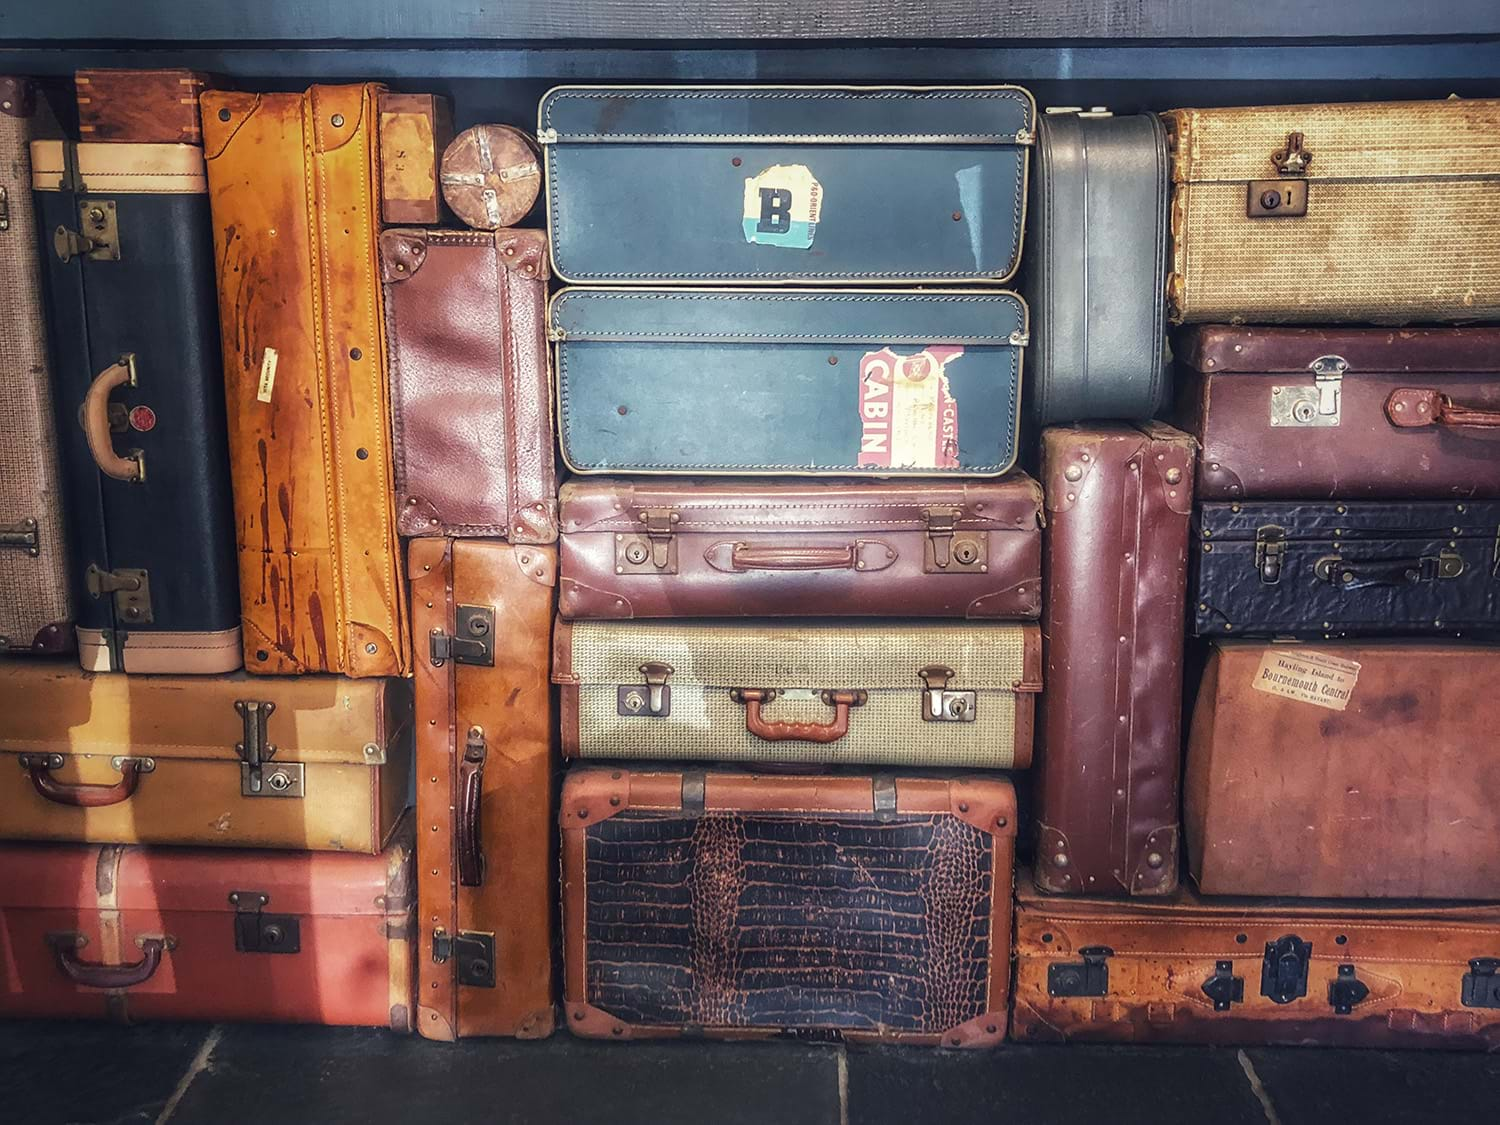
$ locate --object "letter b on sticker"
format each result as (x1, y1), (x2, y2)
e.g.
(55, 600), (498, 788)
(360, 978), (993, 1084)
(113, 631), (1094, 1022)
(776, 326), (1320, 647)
(743, 164), (821, 249)
(757, 188), (793, 234)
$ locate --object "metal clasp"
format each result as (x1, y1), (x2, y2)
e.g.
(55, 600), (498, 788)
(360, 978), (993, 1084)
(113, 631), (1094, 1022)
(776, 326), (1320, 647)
(85, 564), (153, 623)
(1048, 946), (1113, 998)
(0, 518), (39, 556)
(1261, 934), (1311, 1005)
(619, 661), (673, 717)
(429, 604), (496, 667)
(919, 665), (976, 723)
(616, 508), (679, 575)
(923, 507), (986, 573)
(233, 700), (303, 798)
(1254, 526), (1286, 585)
(1273, 132), (1313, 175)
(230, 890), (300, 954)
(1462, 958), (1500, 1009)
(0, 185), (9, 232)
(54, 199), (120, 263)
(431, 928), (496, 988)
(1202, 961), (1245, 1012)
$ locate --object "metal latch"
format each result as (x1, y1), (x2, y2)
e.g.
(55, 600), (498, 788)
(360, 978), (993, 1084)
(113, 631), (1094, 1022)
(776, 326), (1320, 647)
(1048, 946), (1113, 998)
(1247, 132), (1313, 218)
(1328, 963), (1370, 1015)
(431, 928), (496, 988)
(1261, 934), (1311, 1005)
(1202, 960), (1245, 1011)
(0, 518), (39, 556)
(234, 699), (304, 798)
(919, 665), (976, 722)
(54, 199), (120, 262)
(1254, 526), (1286, 585)
(1044, 106), (1113, 118)
(230, 891), (301, 954)
(429, 604), (495, 667)
(0, 185), (9, 232)
(923, 507), (986, 573)
(85, 564), (153, 623)
(619, 661), (673, 717)
(1271, 356), (1345, 427)
(1461, 958), (1500, 1009)
(617, 508), (679, 574)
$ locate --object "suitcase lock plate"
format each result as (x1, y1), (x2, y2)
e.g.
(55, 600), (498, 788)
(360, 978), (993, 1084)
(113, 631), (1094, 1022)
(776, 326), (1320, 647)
(1328, 963), (1370, 1015)
(924, 507), (987, 573)
(1048, 946), (1113, 998)
(1462, 958), (1500, 1009)
(54, 199), (121, 262)
(617, 508), (679, 575)
(1271, 357), (1344, 427)
(620, 662), (673, 717)
(230, 891), (301, 954)
(1202, 960), (1245, 1011)
(1247, 133), (1312, 218)
(0, 518), (39, 556)
(919, 665), (976, 722)
(85, 565), (153, 624)
(429, 604), (495, 667)
(234, 699), (304, 798)
(431, 928), (496, 989)
(1261, 934), (1311, 1004)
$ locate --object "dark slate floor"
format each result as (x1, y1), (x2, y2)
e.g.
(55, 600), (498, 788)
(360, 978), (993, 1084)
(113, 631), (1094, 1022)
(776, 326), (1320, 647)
(4, 1021), (1499, 1125)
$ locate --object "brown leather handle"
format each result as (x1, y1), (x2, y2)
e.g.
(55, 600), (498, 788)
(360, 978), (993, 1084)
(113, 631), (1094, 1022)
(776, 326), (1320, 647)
(736, 689), (863, 744)
(457, 727), (486, 887)
(729, 544), (857, 571)
(1386, 388), (1500, 430)
(82, 354), (145, 482)
(52, 936), (165, 989)
(27, 758), (142, 808)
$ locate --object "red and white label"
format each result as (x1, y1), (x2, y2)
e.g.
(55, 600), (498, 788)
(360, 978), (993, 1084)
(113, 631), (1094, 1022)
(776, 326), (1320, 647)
(857, 346), (962, 470)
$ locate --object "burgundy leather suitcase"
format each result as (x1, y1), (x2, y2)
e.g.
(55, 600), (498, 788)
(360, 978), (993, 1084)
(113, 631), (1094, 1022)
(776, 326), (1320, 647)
(1179, 325), (1500, 500)
(1035, 423), (1196, 896)
(559, 476), (1043, 619)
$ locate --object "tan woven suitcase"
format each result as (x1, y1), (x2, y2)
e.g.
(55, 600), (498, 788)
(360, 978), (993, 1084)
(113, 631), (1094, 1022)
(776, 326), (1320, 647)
(1164, 98), (1500, 325)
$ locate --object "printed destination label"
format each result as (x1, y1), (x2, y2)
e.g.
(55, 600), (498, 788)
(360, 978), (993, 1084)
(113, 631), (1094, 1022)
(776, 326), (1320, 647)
(1251, 648), (1361, 712)
(857, 346), (962, 470)
(256, 347), (279, 404)
(743, 164), (822, 249)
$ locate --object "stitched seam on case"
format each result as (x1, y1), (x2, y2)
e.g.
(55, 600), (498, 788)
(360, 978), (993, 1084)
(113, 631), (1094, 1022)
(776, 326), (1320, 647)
(385, 260), (411, 504)
(498, 240), (523, 536)
(1038, 120), (1055, 420)
(1147, 118), (1168, 409)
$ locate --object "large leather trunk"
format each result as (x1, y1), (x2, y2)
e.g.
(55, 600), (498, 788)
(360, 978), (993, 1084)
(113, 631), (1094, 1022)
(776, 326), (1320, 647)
(540, 85), (1034, 285)
(0, 79), (72, 657)
(382, 227), (557, 542)
(33, 140), (241, 673)
(1012, 874), (1500, 1050)
(553, 287), (1028, 478)
(553, 619), (1040, 768)
(1163, 99), (1500, 325)
(1036, 424), (1195, 897)
(0, 661), (412, 852)
(1185, 641), (1500, 899)
(1025, 111), (1170, 424)
(1191, 500), (1498, 637)
(410, 539), (556, 1040)
(1180, 325), (1500, 501)
(562, 768), (1017, 1046)
(558, 476), (1043, 620)
(75, 69), (214, 145)
(0, 829), (414, 1028)
(202, 85), (410, 678)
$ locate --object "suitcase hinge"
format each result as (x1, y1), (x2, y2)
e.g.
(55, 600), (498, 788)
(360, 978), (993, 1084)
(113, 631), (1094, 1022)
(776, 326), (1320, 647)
(918, 665), (976, 722)
(1328, 963), (1370, 1015)
(233, 699), (303, 798)
(229, 890), (301, 954)
(619, 661), (674, 717)
(1202, 960), (1245, 1011)
(617, 508), (680, 574)
(1254, 526), (1286, 585)
(431, 927), (496, 988)
(1462, 958), (1500, 1008)
(924, 507), (986, 573)
(85, 564), (153, 624)
(1261, 934), (1311, 1005)
(0, 185), (9, 231)
(0, 518), (39, 556)
(54, 199), (120, 263)
(1048, 946), (1113, 998)
(429, 604), (496, 667)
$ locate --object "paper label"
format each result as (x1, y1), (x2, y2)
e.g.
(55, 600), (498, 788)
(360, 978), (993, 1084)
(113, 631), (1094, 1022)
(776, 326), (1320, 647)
(1251, 649), (1361, 712)
(857, 347), (962, 470)
(742, 164), (822, 249)
(256, 347), (279, 403)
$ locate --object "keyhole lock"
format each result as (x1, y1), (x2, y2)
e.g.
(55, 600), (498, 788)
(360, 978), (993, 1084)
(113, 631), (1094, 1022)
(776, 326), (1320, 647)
(261, 924), (284, 946)
(1291, 400), (1317, 424)
(1259, 190), (1281, 211)
(952, 539), (981, 566)
(623, 541), (650, 566)
(467, 615), (489, 637)
(945, 695), (970, 719)
(266, 769), (292, 792)
(621, 690), (646, 714)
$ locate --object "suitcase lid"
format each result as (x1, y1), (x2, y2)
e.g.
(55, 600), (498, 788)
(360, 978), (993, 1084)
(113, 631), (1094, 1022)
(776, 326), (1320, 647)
(1178, 325), (1500, 376)
(1195, 499), (1498, 541)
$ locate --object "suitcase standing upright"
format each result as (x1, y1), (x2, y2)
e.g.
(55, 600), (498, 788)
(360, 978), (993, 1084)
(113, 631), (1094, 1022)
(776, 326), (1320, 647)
(1036, 424), (1196, 897)
(562, 768), (1018, 1046)
(75, 69), (215, 145)
(377, 92), (452, 226)
(410, 539), (556, 1040)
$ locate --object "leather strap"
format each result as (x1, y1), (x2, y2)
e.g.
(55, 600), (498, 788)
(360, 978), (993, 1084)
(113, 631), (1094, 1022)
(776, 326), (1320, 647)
(457, 725), (487, 887)
(82, 355), (145, 482)
(52, 936), (165, 989)
(28, 759), (142, 808)
(1386, 388), (1500, 429)
(736, 689), (862, 744)
(730, 544), (856, 571)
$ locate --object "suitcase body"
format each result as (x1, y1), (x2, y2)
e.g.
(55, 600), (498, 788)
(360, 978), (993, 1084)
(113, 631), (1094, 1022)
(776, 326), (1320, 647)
(1163, 99), (1500, 325)
(1025, 111), (1170, 423)
(0, 662), (412, 852)
(1186, 641), (1500, 899)
(0, 81), (72, 656)
(554, 619), (1040, 768)
(1036, 424), (1195, 896)
(558, 476), (1043, 620)
(1012, 874), (1500, 1050)
(1180, 325), (1500, 501)
(0, 831), (414, 1028)
(553, 287), (1028, 478)
(383, 227), (556, 542)
(75, 69), (213, 145)
(378, 93), (452, 226)
(1192, 500), (1498, 637)
(410, 539), (556, 1040)
(541, 85), (1035, 285)
(33, 141), (241, 673)
(562, 768), (1016, 1047)
(203, 85), (410, 677)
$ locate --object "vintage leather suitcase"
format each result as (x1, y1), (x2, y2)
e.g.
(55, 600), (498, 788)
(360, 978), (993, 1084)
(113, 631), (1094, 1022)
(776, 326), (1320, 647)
(33, 140), (241, 673)
(75, 69), (214, 145)
(540, 85), (1034, 285)
(1180, 325), (1500, 500)
(378, 92), (452, 225)
(1163, 98), (1500, 325)
(0, 661), (412, 852)
(410, 538), (556, 1040)
(383, 227), (556, 542)
(203, 85), (410, 677)
(1036, 424), (1195, 897)
(1192, 500), (1498, 637)
(562, 768), (1017, 1046)
(440, 124), (540, 231)
(0, 79), (72, 656)
(1025, 110), (1170, 423)
(553, 287), (1028, 477)
(1012, 873), (1500, 1049)
(553, 619), (1040, 768)
(0, 829), (414, 1028)
(558, 476), (1043, 620)
(1186, 641), (1500, 899)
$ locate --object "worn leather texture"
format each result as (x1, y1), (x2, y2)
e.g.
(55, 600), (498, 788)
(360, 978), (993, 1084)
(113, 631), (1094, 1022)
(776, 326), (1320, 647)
(562, 770), (1015, 1045)
(1163, 99), (1500, 324)
(378, 93), (451, 226)
(383, 227), (556, 542)
(1186, 641), (1500, 899)
(1025, 113), (1169, 424)
(75, 69), (212, 145)
(1192, 500), (1499, 636)
(559, 475), (1043, 620)
(541, 86), (1034, 284)
(1012, 873), (1500, 1049)
(0, 661), (412, 851)
(410, 539), (557, 1040)
(203, 85), (410, 677)
(553, 287), (1027, 477)
(1179, 325), (1500, 500)
(1036, 424), (1195, 897)
(0, 830), (414, 1027)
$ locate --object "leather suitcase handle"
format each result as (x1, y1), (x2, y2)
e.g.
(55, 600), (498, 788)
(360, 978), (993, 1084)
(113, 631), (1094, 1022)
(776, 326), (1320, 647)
(730, 544), (857, 571)
(734, 689), (866, 744)
(27, 758), (142, 807)
(1386, 388), (1500, 430)
(82, 354), (145, 482)
(457, 726), (487, 887)
(51, 936), (166, 989)
(1315, 551), (1463, 590)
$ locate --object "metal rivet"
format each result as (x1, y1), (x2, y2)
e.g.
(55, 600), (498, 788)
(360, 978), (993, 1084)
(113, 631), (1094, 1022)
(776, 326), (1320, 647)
(1053, 853), (1069, 868)
(365, 642), (378, 653)
(958, 802), (969, 813)
(1146, 852), (1164, 869)
(951, 211), (963, 222)
(350, 347), (362, 360)
(731, 157), (742, 167)
(995, 816), (1007, 828)
(331, 113), (345, 127)
(218, 108), (231, 122)
(1064, 465), (1083, 482)
(1165, 468), (1182, 485)
(828, 355), (838, 365)
(578, 808), (589, 818)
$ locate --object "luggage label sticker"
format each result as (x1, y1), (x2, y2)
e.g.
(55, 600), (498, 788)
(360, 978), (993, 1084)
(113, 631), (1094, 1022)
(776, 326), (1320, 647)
(742, 164), (822, 249)
(256, 347), (279, 404)
(1251, 649), (1361, 712)
(857, 347), (962, 471)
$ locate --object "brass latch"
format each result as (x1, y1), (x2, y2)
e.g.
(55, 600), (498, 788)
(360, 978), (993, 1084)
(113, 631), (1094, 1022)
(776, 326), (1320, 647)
(0, 518), (39, 556)
(1255, 526), (1286, 585)
(617, 508), (679, 574)
(924, 507), (986, 573)
(233, 699), (303, 798)
(1273, 132), (1313, 175)
(54, 199), (120, 263)
(84, 564), (152, 623)
(619, 661), (673, 717)
(429, 604), (495, 667)
(1248, 132), (1312, 218)
(919, 665), (976, 723)
(1271, 355), (1345, 427)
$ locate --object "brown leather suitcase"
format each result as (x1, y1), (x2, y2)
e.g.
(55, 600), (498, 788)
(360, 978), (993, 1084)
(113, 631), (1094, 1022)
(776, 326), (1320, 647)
(410, 538), (556, 1040)
(1180, 325), (1500, 500)
(1186, 641), (1500, 899)
(559, 476), (1043, 620)
(0, 828), (414, 1028)
(1036, 424), (1195, 897)
(562, 768), (1016, 1046)
(1013, 873), (1500, 1049)
(383, 227), (556, 542)
(75, 69), (214, 144)
(378, 93), (453, 226)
